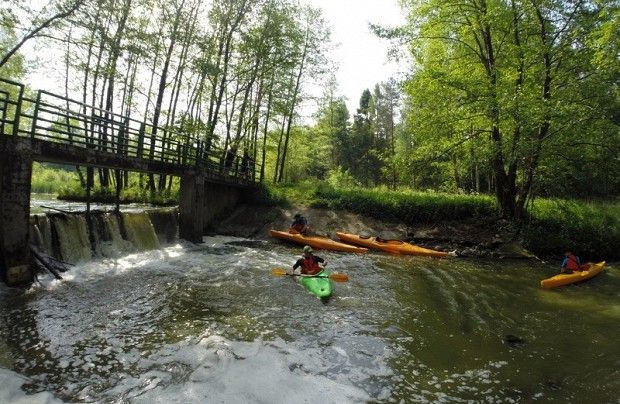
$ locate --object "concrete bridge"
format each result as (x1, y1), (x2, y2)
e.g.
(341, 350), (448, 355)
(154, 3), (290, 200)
(0, 77), (262, 286)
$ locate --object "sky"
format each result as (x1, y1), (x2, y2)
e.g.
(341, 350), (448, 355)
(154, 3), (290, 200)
(301, 0), (408, 114)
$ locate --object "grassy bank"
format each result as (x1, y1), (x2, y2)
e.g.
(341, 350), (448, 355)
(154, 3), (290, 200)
(264, 182), (619, 260)
(31, 163), (80, 193)
(57, 184), (179, 206)
(31, 163), (179, 205)
(522, 199), (619, 261)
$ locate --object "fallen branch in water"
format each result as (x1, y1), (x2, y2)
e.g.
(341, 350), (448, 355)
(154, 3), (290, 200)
(40, 205), (73, 214)
(30, 246), (69, 280)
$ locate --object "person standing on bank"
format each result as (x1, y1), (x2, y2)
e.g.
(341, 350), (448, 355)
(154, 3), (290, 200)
(292, 245), (325, 276)
(224, 145), (237, 173)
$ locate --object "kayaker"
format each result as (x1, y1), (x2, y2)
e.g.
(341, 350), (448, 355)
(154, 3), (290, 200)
(561, 251), (582, 272)
(292, 245), (326, 276)
(290, 213), (309, 235)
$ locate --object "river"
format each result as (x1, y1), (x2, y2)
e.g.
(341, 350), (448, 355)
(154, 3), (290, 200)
(1, 234), (618, 403)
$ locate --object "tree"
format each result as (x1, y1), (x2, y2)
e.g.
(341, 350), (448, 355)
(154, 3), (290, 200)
(0, 9), (25, 78)
(393, 0), (619, 217)
(0, 0), (85, 69)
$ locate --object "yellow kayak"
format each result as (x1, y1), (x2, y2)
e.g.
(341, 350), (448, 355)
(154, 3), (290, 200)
(540, 261), (606, 289)
(335, 232), (449, 258)
(270, 230), (368, 253)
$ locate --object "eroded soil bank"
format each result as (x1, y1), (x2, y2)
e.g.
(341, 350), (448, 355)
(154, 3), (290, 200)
(210, 204), (538, 259)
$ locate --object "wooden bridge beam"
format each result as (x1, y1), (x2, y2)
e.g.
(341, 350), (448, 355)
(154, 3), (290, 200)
(0, 137), (34, 286)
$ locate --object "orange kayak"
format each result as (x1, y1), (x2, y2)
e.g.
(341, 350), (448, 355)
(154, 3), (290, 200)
(336, 232), (449, 258)
(540, 261), (606, 289)
(270, 230), (368, 253)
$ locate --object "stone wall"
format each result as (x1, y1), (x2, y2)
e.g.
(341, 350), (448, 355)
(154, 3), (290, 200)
(0, 137), (34, 286)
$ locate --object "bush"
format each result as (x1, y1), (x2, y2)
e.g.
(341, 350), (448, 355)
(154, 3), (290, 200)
(312, 185), (496, 223)
(524, 199), (620, 260)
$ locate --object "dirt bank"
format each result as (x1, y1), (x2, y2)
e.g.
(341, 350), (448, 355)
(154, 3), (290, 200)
(210, 204), (537, 259)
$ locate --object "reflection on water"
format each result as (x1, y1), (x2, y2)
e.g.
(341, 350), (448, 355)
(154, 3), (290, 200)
(0, 237), (618, 402)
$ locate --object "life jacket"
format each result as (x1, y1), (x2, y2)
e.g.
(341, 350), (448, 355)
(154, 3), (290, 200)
(291, 223), (305, 233)
(302, 256), (321, 275)
(565, 254), (580, 271)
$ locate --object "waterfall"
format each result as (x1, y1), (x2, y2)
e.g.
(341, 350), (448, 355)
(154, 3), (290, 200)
(31, 215), (53, 254)
(94, 213), (133, 257)
(52, 214), (92, 263)
(121, 212), (161, 251)
(29, 209), (178, 264)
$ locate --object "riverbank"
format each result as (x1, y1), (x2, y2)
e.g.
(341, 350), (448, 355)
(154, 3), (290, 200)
(210, 204), (538, 260)
(43, 180), (619, 261)
(209, 183), (619, 261)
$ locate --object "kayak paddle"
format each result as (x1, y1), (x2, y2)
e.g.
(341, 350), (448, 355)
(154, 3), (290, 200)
(271, 268), (349, 282)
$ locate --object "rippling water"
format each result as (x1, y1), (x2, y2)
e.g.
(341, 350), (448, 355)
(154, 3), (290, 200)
(1, 237), (618, 402)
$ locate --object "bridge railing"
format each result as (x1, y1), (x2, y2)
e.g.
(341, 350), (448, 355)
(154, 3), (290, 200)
(0, 78), (260, 182)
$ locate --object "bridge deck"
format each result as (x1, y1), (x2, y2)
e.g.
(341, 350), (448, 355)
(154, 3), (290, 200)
(0, 77), (260, 185)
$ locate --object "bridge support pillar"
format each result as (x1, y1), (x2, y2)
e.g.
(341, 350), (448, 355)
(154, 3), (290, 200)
(179, 174), (205, 243)
(0, 138), (34, 286)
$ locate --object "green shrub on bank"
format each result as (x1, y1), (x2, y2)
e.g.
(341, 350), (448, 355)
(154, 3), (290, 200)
(58, 184), (179, 206)
(262, 181), (318, 206)
(524, 199), (620, 261)
(31, 163), (80, 193)
(313, 185), (497, 223)
(243, 184), (290, 206)
(265, 182), (496, 222)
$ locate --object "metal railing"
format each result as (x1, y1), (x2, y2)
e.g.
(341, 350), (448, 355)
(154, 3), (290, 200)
(0, 77), (260, 183)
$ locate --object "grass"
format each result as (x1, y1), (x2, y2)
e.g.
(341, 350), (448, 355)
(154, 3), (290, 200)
(57, 184), (179, 206)
(523, 199), (620, 261)
(265, 181), (496, 222)
(31, 163), (81, 193)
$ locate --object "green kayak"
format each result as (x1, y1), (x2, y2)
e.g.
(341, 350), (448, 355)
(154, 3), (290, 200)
(300, 270), (333, 299)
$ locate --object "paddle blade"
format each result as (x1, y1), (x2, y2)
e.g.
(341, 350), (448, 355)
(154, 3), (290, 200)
(271, 268), (288, 277)
(329, 273), (349, 282)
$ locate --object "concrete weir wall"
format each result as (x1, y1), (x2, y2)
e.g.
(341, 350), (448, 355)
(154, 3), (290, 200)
(0, 138), (34, 286)
(179, 174), (241, 243)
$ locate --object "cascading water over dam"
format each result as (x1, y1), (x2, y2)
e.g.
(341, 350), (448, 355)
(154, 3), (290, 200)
(29, 209), (179, 264)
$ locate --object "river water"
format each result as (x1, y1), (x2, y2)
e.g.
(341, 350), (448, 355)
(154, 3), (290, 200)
(0, 234), (618, 403)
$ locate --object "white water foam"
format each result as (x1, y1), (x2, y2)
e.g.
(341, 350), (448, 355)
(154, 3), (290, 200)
(95, 336), (370, 403)
(0, 368), (62, 404)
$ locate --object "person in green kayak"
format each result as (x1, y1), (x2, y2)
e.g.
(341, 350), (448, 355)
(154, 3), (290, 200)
(561, 251), (582, 272)
(292, 245), (326, 276)
(289, 213), (309, 235)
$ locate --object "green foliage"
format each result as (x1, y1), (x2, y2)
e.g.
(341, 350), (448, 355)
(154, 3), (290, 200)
(325, 167), (359, 188)
(57, 183), (179, 206)
(394, 0), (620, 216)
(0, 8), (25, 79)
(31, 164), (179, 205)
(313, 185), (496, 223)
(267, 181), (496, 222)
(31, 163), (80, 193)
(523, 199), (620, 261)
(242, 184), (289, 207)
(263, 181), (317, 206)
